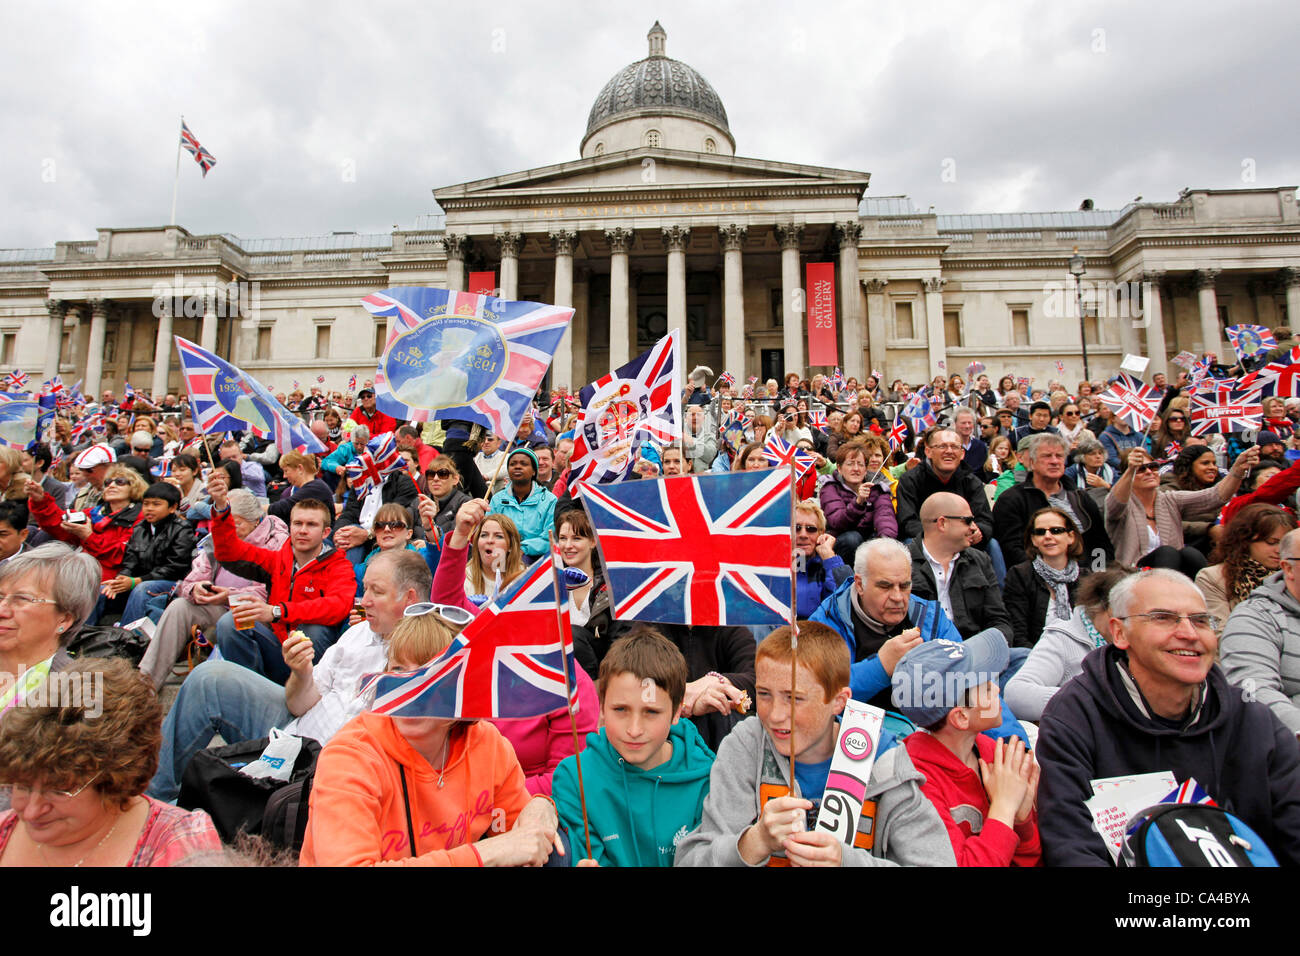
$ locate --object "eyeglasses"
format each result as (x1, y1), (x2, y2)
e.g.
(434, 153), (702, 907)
(927, 515), (976, 525)
(104, 477), (133, 487)
(1118, 611), (1220, 634)
(928, 443), (962, 452)
(1, 773), (100, 802)
(1134, 462), (1161, 474)
(427, 469), (454, 479)
(373, 521), (410, 532)
(403, 602), (474, 626)
(0, 592), (58, 610)
(794, 523), (821, 533)
(1031, 526), (1071, 536)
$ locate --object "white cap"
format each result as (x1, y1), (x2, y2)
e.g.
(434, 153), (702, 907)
(73, 443), (116, 469)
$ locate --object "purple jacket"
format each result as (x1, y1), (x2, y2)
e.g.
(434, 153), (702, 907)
(819, 473), (898, 540)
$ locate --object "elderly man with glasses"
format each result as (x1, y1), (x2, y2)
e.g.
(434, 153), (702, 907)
(1222, 528), (1300, 739)
(1037, 567), (1300, 866)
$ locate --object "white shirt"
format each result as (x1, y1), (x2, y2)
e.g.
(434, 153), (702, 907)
(922, 541), (959, 622)
(282, 621), (386, 742)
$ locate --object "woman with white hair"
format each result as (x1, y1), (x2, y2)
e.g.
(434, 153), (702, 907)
(686, 366), (713, 406)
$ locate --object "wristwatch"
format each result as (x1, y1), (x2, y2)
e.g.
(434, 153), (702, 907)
(271, 605), (282, 622)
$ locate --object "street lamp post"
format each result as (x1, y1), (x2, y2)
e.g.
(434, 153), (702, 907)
(1068, 248), (1091, 384)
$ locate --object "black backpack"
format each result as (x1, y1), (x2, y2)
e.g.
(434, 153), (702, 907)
(66, 624), (150, 666)
(1122, 803), (1278, 867)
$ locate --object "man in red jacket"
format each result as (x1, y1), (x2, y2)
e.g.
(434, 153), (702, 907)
(206, 469), (354, 685)
(349, 387), (398, 435)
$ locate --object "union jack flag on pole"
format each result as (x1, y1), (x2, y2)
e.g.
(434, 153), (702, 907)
(762, 432), (819, 480)
(366, 556), (578, 720)
(568, 328), (682, 486)
(1189, 383), (1264, 435)
(1225, 324), (1275, 361)
(888, 420), (908, 451)
(3, 370), (28, 392)
(716, 371), (736, 389)
(902, 393), (937, 431)
(180, 121), (217, 177)
(581, 469), (794, 627)
(1096, 373), (1159, 431)
(1240, 345), (1300, 399)
(173, 337), (325, 452)
(363, 287), (572, 441)
(344, 432), (404, 498)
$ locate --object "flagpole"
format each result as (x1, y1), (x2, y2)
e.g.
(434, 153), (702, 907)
(170, 116), (183, 226)
(549, 532), (594, 861)
(787, 460), (798, 795)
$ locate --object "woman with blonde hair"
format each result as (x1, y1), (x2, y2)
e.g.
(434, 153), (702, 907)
(26, 465), (145, 592)
(0, 447), (30, 502)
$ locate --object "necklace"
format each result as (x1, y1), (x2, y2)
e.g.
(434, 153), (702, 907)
(434, 735), (450, 789)
(38, 812), (122, 867)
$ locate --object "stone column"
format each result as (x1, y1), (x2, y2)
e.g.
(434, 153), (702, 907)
(550, 230), (576, 390)
(776, 224), (804, 374)
(1195, 269), (1222, 359)
(1117, 280), (1141, 359)
(44, 300), (66, 379)
(1142, 272), (1168, 376)
(663, 226), (690, 371)
(152, 299), (174, 399)
(498, 232), (521, 301)
(863, 278), (889, 381)
(442, 234), (468, 292)
(67, 303), (89, 381)
(836, 221), (863, 375)
(1283, 268), (1300, 329)
(606, 228), (632, 368)
(572, 272), (590, 388)
(923, 277), (947, 375)
(200, 294), (219, 353)
(85, 299), (110, 397)
(721, 224), (747, 379)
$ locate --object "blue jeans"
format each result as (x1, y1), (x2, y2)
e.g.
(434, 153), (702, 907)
(188, 501), (212, 522)
(146, 659), (293, 804)
(214, 612), (339, 686)
(121, 580), (176, 624)
(834, 530), (865, 567)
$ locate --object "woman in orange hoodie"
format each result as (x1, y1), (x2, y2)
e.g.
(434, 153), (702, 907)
(300, 610), (563, 866)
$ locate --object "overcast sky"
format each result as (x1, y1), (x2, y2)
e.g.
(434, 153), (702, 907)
(3, 0), (1297, 250)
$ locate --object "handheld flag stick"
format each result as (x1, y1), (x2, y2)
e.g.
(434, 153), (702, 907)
(484, 446), (509, 504)
(788, 460), (799, 793)
(549, 532), (593, 861)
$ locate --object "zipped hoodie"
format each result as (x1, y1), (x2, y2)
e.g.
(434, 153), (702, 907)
(553, 720), (715, 867)
(1221, 572), (1300, 732)
(673, 715), (956, 867)
(1037, 643), (1300, 866)
(301, 712), (531, 866)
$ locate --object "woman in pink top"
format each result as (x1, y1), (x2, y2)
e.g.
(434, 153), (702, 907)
(432, 498), (598, 796)
(0, 658), (220, 867)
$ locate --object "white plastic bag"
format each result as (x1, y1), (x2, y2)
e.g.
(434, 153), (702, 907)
(237, 727), (302, 782)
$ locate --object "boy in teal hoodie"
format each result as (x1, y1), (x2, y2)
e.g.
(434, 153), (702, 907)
(553, 626), (716, 866)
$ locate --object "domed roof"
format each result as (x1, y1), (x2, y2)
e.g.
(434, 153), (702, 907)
(584, 23), (731, 143)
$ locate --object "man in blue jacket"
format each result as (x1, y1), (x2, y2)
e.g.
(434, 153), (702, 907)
(810, 537), (1027, 744)
(488, 446), (557, 560)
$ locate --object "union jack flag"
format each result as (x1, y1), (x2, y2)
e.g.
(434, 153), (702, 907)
(965, 361), (986, 380)
(1189, 383), (1263, 435)
(1164, 441), (1182, 458)
(42, 376), (63, 396)
(70, 410), (105, 443)
(1240, 346), (1300, 399)
(1225, 324), (1275, 361)
(363, 287), (572, 440)
(344, 432), (403, 498)
(806, 408), (829, 431)
(348, 374), (357, 391)
(717, 371), (736, 389)
(1171, 350), (1198, 371)
(1055, 360), (1066, 374)
(761, 433), (818, 480)
(581, 469), (794, 627)
(151, 456), (175, 479)
(1097, 373), (1159, 430)
(180, 121), (217, 177)
(123, 381), (135, 400)
(3, 370), (27, 391)
(902, 393), (936, 431)
(367, 551), (578, 720)
(569, 329), (681, 486)
(741, 384), (754, 399)
(829, 367), (845, 391)
(1016, 376), (1032, 392)
(749, 376), (759, 386)
(316, 375), (326, 384)
(173, 337), (325, 453)
(888, 420), (908, 451)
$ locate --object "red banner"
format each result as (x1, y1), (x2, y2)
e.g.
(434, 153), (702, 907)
(806, 262), (838, 367)
(467, 271), (497, 296)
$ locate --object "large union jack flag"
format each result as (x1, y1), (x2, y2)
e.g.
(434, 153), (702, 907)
(366, 551), (578, 720)
(569, 329), (681, 485)
(363, 287), (571, 441)
(582, 469), (794, 627)
(173, 337), (324, 452)
(762, 432), (818, 480)
(1096, 373), (1159, 430)
(1225, 324), (1275, 361)
(345, 431), (403, 498)
(1240, 345), (1300, 399)
(180, 121), (217, 177)
(1189, 383), (1264, 435)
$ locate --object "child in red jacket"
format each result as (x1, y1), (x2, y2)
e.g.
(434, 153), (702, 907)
(891, 630), (1042, 866)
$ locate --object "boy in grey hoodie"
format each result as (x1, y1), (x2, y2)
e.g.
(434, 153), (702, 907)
(675, 623), (954, 867)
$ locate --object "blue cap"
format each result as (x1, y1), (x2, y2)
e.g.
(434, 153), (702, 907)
(890, 629), (1010, 726)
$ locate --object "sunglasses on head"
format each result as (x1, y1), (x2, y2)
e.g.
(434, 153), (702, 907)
(403, 602), (474, 626)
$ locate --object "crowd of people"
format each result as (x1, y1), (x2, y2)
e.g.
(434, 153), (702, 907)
(3, 353), (1300, 869)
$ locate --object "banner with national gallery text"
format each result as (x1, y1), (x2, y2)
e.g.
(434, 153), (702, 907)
(363, 287), (573, 441)
(806, 262), (838, 368)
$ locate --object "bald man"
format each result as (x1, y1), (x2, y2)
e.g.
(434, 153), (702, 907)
(909, 492), (1013, 642)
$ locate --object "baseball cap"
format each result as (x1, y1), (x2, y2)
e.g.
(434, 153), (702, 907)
(890, 630), (1010, 727)
(73, 443), (116, 469)
(357, 387), (375, 397)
